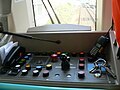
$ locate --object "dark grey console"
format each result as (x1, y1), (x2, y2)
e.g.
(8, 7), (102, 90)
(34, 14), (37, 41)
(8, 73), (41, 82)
(0, 31), (119, 89)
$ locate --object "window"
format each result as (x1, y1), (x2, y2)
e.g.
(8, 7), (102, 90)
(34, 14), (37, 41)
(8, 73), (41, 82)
(32, 0), (96, 30)
(10, 0), (112, 32)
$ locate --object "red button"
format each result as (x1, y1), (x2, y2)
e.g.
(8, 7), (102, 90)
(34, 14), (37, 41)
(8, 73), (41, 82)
(79, 58), (85, 64)
(79, 51), (85, 57)
(51, 54), (58, 62)
(79, 64), (85, 69)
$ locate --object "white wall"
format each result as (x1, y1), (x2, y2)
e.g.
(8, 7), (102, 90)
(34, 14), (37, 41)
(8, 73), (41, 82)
(10, 0), (35, 33)
(96, 0), (112, 31)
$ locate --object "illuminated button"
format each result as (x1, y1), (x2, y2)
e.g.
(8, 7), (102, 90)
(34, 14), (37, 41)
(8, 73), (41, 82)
(22, 69), (28, 75)
(49, 52), (55, 55)
(18, 61), (24, 66)
(71, 52), (77, 57)
(78, 71), (85, 79)
(46, 64), (52, 70)
(67, 56), (70, 62)
(79, 51), (85, 57)
(21, 58), (26, 62)
(27, 53), (32, 57)
(63, 52), (69, 56)
(79, 64), (85, 70)
(25, 64), (31, 70)
(57, 51), (61, 56)
(33, 70), (39, 76)
(51, 54), (58, 62)
(36, 66), (42, 71)
(20, 58), (26, 63)
(79, 58), (85, 64)
(24, 56), (29, 60)
(43, 70), (49, 77)
(19, 52), (23, 57)
(15, 65), (21, 69)
(60, 53), (67, 61)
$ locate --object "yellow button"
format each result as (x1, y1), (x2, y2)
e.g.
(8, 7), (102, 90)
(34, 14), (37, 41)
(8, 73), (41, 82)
(46, 64), (52, 70)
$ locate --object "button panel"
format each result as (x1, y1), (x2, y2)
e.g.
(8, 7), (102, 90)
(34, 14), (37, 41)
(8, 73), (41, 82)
(0, 52), (116, 85)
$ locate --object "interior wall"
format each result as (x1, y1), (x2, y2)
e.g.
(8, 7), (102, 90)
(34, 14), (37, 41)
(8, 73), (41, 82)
(9, 0), (35, 33)
(96, 0), (112, 31)
(102, 0), (112, 31)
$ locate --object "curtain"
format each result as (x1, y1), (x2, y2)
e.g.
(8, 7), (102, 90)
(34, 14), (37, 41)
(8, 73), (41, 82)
(112, 0), (120, 46)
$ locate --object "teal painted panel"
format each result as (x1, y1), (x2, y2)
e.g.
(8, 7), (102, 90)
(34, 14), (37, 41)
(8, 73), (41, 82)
(0, 83), (104, 90)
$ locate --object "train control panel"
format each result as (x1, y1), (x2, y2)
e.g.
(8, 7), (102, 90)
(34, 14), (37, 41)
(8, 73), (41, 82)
(0, 31), (119, 89)
(0, 51), (117, 86)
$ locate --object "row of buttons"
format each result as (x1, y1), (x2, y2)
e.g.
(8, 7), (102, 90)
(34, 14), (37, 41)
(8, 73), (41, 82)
(33, 51), (85, 57)
(78, 58), (86, 79)
(8, 53), (32, 76)
(21, 64), (52, 77)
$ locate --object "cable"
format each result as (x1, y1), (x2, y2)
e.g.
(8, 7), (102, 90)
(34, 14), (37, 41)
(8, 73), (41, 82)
(47, 0), (61, 24)
(41, 0), (54, 24)
(105, 25), (113, 37)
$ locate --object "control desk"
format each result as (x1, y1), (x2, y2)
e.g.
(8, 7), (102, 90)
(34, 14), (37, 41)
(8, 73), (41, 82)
(0, 31), (120, 89)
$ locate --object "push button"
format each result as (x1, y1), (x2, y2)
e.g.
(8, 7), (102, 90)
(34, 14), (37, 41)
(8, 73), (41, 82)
(36, 66), (42, 71)
(78, 71), (85, 79)
(79, 64), (85, 70)
(43, 70), (49, 77)
(22, 69), (28, 75)
(33, 70), (39, 76)
(51, 54), (58, 62)
(46, 64), (52, 70)
(79, 51), (85, 57)
(25, 64), (31, 71)
(79, 58), (85, 64)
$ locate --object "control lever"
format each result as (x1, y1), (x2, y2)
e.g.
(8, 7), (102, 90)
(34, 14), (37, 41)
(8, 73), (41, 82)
(60, 53), (70, 71)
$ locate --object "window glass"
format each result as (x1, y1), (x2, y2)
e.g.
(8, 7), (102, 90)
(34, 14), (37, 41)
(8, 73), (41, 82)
(32, 0), (96, 30)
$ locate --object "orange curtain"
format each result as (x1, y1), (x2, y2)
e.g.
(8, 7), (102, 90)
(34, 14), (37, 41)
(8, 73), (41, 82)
(112, 0), (120, 46)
